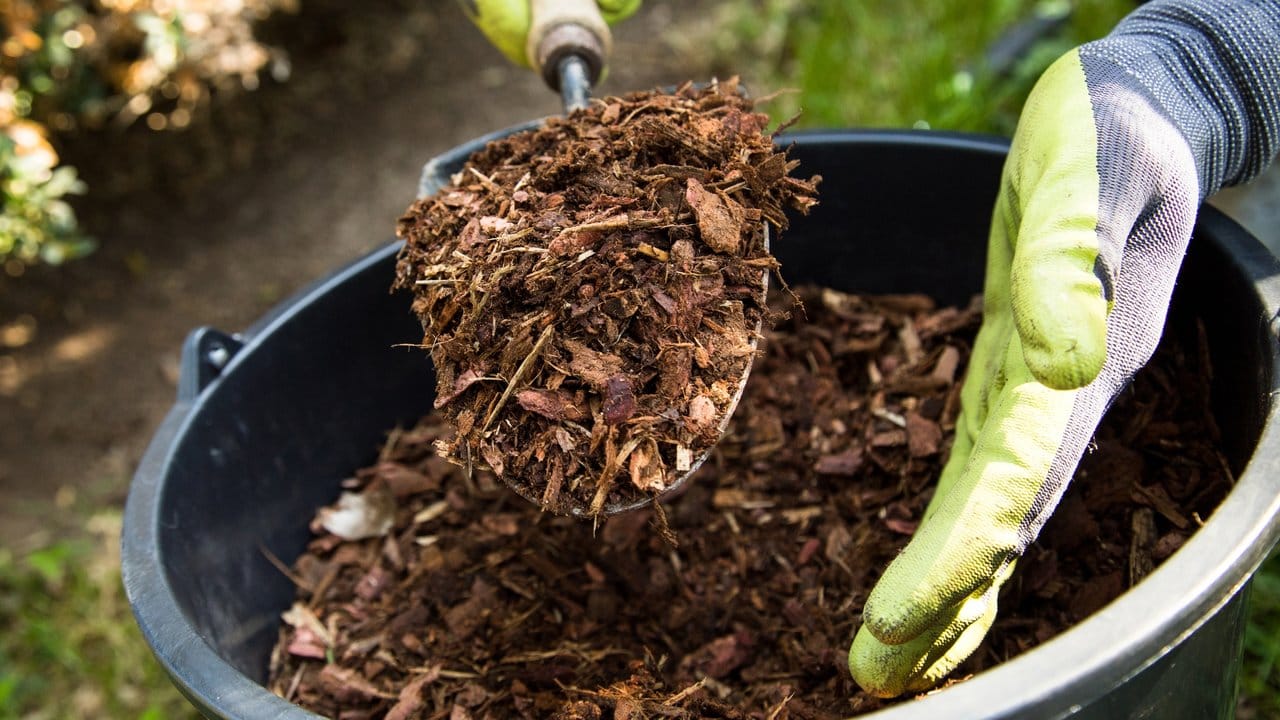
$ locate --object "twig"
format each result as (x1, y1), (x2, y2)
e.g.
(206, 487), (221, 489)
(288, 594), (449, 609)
(284, 666), (304, 702)
(589, 433), (644, 516)
(482, 324), (555, 433)
(494, 243), (546, 255)
(765, 692), (795, 719)
(467, 166), (501, 194)
(872, 407), (907, 428)
(259, 544), (313, 592)
(378, 426), (402, 463)
(663, 678), (707, 706)
(467, 265), (516, 330)
(560, 214), (664, 234)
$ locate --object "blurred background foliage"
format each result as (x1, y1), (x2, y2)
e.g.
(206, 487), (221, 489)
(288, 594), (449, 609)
(1243, 554), (1280, 720)
(702, 0), (1130, 133)
(0, 0), (294, 271)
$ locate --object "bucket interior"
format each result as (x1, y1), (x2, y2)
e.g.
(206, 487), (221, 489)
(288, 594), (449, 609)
(134, 130), (1276, 713)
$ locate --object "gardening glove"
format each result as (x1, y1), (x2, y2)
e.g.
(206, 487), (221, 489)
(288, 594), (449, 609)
(849, 0), (1280, 698)
(460, 0), (641, 69)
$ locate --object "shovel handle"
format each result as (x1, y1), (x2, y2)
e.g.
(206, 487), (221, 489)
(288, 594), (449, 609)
(526, 0), (611, 90)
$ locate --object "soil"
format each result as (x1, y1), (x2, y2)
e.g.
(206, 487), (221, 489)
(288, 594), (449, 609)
(0, 0), (724, 548)
(267, 284), (1230, 719)
(394, 81), (818, 517)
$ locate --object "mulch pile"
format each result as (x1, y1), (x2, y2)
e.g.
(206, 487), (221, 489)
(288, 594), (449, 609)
(393, 79), (819, 517)
(268, 285), (1231, 719)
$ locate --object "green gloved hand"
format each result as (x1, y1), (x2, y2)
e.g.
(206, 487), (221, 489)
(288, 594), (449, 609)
(460, 0), (641, 68)
(848, 0), (1280, 698)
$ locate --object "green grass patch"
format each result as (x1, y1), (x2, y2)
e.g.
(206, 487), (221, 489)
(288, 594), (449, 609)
(1243, 549), (1280, 718)
(0, 512), (199, 720)
(701, 0), (1130, 135)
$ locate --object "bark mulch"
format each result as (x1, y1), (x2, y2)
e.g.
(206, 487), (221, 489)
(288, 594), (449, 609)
(393, 79), (819, 517)
(268, 284), (1230, 719)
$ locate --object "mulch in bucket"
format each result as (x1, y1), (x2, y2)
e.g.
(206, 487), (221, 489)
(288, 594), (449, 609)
(267, 284), (1229, 719)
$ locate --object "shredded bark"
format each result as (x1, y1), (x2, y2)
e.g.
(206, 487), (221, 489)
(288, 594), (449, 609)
(268, 285), (1231, 719)
(393, 79), (820, 516)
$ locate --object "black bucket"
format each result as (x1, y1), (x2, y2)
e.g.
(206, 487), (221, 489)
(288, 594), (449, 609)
(123, 129), (1280, 719)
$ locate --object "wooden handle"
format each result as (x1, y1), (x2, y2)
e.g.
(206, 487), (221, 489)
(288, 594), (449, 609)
(526, 0), (612, 85)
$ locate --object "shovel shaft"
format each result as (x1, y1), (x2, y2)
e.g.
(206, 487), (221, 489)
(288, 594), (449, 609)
(558, 54), (592, 112)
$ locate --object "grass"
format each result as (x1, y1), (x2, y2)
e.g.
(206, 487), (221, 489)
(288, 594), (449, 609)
(3, 2), (1277, 718)
(694, 0), (1129, 135)
(0, 513), (199, 720)
(1242, 549), (1280, 719)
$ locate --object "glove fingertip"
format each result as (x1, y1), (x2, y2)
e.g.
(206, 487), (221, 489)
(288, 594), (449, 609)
(848, 626), (916, 699)
(861, 587), (926, 646)
(598, 0), (642, 24)
(849, 584), (1006, 698)
(1019, 310), (1107, 390)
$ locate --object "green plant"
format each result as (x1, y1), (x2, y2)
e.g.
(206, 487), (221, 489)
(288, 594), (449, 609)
(0, 121), (90, 265)
(1242, 549), (1280, 719)
(702, 0), (1131, 135)
(0, 513), (199, 720)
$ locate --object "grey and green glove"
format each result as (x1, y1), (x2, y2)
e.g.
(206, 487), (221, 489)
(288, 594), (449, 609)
(460, 0), (641, 68)
(849, 0), (1280, 698)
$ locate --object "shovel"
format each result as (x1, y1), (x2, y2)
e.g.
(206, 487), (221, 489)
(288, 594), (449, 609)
(420, 0), (769, 518)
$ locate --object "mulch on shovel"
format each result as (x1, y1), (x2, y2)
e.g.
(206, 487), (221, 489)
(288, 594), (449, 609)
(393, 79), (819, 517)
(268, 284), (1231, 719)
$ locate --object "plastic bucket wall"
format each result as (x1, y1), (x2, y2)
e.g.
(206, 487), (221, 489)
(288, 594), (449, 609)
(123, 130), (1280, 719)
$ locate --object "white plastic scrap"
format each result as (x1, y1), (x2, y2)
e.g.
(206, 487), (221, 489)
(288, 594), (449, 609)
(316, 485), (396, 540)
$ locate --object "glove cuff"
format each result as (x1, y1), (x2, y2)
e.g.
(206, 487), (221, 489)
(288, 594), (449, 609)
(1082, 0), (1280, 199)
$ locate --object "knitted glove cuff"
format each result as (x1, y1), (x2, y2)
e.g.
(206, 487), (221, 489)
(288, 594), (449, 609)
(1083, 0), (1280, 198)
